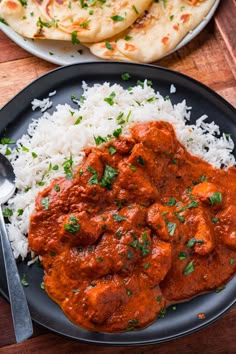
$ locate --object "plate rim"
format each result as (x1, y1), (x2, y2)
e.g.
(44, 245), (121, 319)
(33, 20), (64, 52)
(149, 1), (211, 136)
(0, 61), (235, 346)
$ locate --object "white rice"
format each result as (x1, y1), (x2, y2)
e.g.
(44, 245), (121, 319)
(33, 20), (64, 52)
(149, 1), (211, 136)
(0, 81), (234, 259)
(48, 90), (57, 97)
(170, 84), (176, 94)
(31, 90), (56, 112)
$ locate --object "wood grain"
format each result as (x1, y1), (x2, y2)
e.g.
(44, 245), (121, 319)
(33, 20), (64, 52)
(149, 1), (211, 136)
(0, 0), (236, 352)
(0, 32), (31, 63)
(0, 56), (55, 108)
(0, 22), (235, 108)
(215, 0), (236, 63)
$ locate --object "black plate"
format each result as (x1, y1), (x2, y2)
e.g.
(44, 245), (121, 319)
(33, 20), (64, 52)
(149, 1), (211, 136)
(0, 62), (235, 346)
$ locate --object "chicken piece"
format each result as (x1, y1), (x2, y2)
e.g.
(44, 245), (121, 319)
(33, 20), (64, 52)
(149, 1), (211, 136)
(147, 203), (171, 241)
(63, 246), (113, 280)
(191, 208), (215, 255)
(191, 182), (223, 208)
(217, 205), (236, 251)
(77, 150), (111, 203)
(84, 280), (125, 324)
(106, 273), (165, 331)
(130, 121), (177, 155)
(65, 231), (142, 279)
(60, 211), (104, 246)
(127, 143), (167, 183)
(79, 150), (104, 183)
(35, 177), (75, 214)
(121, 204), (147, 226)
(140, 237), (172, 287)
(95, 232), (143, 274)
(29, 211), (62, 253)
(114, 161), (159, 203)
(108, 137), (135, 155)
(103, 205), (147, 233)
(43, 255), (78, 303)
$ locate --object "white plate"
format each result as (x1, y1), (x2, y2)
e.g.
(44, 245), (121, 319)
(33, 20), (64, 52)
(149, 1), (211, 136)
(0, 0), (220, 66)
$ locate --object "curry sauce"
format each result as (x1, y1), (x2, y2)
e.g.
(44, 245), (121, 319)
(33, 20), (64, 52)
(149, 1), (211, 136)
(28, 121), (236, 332)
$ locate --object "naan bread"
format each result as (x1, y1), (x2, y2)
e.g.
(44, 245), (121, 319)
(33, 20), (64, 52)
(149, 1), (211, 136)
(0, 0), (71, 39)
(0, 0), (217, 62)
(88, 0), (216, 62)
(37, 0), (153, 42)
(0, 0), (153, 42)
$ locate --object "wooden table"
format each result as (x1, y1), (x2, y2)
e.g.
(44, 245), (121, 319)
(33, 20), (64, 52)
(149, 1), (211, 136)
(0, 1), (236, 352)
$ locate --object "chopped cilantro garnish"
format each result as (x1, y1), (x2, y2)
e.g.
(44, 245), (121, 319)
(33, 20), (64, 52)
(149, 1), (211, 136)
(104, 92), (116, 106)
(63, 155), (74, 179)
(3, 208), (13, 218)
(100, 165), (119, 189)
(21, 273), (29, 287)
(87, 165), (98, 185)
(166, 221), (176, 236)
(74, 116), (83, 125)
(184, 261), (194, 275)
(17, 209), (24, 216)
(109, 146), (117, 155)
(165, 197), (176, 206)
(178, 251), (188, 260)
(41, 196), (50, 210)
(113, 128), (122, 138)
(110, 15), (124, 21)
(54, 185), (60, 192)
(105, 41), (114, 50)
(94, 135), (107, 146)
(64, 215), (80, 234)
(113, 214), (127, 222)
(186, 238), (204, 249)
(121, 72), (131, 81)
(209, 192), (222, 206)
(71, 30), (80, 44)
(137, 156), (145, 165)
(0, 137), (15, 145)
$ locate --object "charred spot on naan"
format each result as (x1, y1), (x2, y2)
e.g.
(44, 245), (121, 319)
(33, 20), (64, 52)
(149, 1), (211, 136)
(180, 13), (192, 24)
(173, 24), (180, 32)
(124, 43), (137, 52)
(101, 42), (119, 57)
(4, 0), (19, 10)
(34, 0), (45, 4)
(87, 40), (135, 62)
(34, 30), (47, 38)
(132, 10), (154, 30)
(161, 36), (170, 46)
(184, 0), (206, 5)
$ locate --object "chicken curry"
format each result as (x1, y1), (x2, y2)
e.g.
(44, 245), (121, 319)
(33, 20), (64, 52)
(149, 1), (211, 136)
(28, 121), (236, 332)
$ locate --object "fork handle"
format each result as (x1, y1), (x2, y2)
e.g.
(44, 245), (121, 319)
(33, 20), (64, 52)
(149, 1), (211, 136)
(0, 207), (33, 343)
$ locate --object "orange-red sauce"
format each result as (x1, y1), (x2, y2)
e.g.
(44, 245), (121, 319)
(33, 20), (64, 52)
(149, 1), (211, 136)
(28, 121), (236, 332)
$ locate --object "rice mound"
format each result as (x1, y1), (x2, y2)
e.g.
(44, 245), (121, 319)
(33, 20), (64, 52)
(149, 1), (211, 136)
(0, 81), (234, 259)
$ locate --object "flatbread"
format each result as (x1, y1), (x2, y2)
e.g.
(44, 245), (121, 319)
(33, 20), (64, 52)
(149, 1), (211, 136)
(0, 0), (71, 39)
(0, 0), (153, 42)
(88, 0), (216, 62)
(0, 0), (217, 62)
(38, 0), (153, 42)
